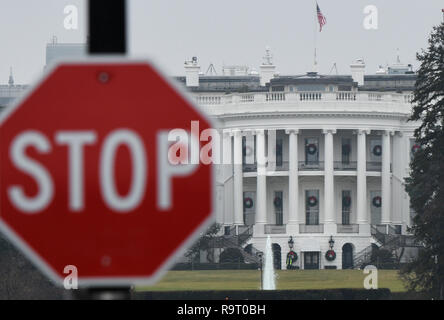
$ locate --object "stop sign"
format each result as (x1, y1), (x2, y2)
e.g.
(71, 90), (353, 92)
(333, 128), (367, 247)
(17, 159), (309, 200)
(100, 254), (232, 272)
(0, 61), (215, 286)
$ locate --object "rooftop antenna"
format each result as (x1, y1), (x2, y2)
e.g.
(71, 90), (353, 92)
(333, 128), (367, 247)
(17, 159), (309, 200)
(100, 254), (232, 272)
(206, 63), (217, 76)
(329, 63), (338, 75)
(8, 67), (14, 86)
(51, 35), (58, 44)
(396, 48), (401, 64)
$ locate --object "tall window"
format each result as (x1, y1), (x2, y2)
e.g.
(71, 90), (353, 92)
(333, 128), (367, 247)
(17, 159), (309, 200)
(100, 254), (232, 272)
(305, 190), (319, 225)
(276, 138), (283, 167)
(342, 190), (351, 225)
(370, 191), (382, 225)
(242, 136), (256, 172)
(370, 138), (382, 161)
(243, 191), (256, 226)
(242, 135), (256, 165)
(274, 191), (283, 225)
(305, 138), (319, 165)
(342, 138), (351, 164)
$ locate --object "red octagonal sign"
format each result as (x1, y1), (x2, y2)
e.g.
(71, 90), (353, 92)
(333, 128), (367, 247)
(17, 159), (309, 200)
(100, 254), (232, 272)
(0, 60), (215, 286)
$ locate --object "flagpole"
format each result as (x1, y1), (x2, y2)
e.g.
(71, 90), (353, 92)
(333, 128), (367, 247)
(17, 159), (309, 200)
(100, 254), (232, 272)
(313, 1), (317, 72)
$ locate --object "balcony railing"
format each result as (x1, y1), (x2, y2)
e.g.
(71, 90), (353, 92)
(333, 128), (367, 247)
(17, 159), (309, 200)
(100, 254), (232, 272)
(194, 91), (413, 107)
(299, 161), (324, 171)
(243, 161), (389, 173)
(266, 161), (289, 172)
(264, 225), (287, 234)
(299, 224), (324, 233)
(337, 224), (359, 233)
(242, 163), (257, 173)
(366, 161), (382, 172)
(334, 161), (357, 171)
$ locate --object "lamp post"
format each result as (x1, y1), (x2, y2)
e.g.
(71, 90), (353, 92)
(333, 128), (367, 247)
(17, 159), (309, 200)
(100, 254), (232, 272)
(329, 235), (335, 250)
(287, 236), (295, 270)
(257, 252), (263, 290)
(288, 236), (294, 250)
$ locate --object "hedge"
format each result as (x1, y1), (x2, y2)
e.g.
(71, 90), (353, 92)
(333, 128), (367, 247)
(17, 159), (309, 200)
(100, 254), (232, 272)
(172, 262), (260, 270)
(134, 289), (392, 300)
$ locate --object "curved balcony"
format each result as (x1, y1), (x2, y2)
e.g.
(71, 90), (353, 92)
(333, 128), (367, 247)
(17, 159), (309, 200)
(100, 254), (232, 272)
(196, 91), (413, 117)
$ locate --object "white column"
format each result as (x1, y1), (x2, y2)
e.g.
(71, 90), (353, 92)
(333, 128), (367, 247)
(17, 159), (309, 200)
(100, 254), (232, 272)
(255, 130), (267, 234)
(357, 129), (370, 228)
(323, 129), (336, 228)
(381, 130), (393, 225)
(222, 130), (232, 175)
(222, 131), (233, 225)
(286, 129), (299, 234)
(267, 129), (276, 171)
(233, 130), (244, 226)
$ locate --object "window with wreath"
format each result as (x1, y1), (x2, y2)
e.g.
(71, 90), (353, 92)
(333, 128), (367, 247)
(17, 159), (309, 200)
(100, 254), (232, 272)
(305, 137), (319, 166)
(370, 190), (382, 225)
(242, 135), (256, 166)
(410, 139), (420, 161)
(243, 191), (256, 226)
(305, 190), (319, 225)
(370, 138), (382, 161)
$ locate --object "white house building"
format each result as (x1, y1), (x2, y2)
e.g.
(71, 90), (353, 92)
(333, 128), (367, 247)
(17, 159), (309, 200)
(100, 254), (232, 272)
(1, 45), (421, 270)
(177, 52), (420, 270)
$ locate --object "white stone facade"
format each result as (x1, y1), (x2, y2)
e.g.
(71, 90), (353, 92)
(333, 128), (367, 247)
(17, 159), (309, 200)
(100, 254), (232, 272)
(194, 81), (418, 270)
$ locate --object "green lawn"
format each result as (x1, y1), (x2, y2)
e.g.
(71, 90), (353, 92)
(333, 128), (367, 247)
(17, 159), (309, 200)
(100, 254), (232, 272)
(138, 269), (407, 292)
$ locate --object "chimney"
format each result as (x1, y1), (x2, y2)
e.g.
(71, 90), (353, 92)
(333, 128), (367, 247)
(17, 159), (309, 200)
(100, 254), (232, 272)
(260, 47), (276, 86)
(350, 59), (365, 86)
(184, 56), (200, 87)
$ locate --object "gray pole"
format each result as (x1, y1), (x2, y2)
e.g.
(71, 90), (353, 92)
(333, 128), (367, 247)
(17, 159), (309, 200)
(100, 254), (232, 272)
(72, 0), (130, 300)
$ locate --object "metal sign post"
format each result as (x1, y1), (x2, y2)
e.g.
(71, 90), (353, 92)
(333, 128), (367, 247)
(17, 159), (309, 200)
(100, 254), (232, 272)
(81, 0), (129, 299)
(88, 0), (127, 54)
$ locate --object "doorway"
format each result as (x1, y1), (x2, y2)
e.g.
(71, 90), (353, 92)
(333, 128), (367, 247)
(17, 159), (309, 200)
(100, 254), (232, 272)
(342, 243), (354, 269)
(272, 243), (282, 270)
(304, 252), (320, 269)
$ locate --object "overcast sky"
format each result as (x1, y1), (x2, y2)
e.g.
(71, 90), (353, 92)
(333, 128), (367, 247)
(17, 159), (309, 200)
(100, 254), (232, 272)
(1, 0), (443, 85)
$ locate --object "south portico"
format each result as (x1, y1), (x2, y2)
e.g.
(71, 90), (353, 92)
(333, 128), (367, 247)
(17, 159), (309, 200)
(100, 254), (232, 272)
(222, 126), (403, 236)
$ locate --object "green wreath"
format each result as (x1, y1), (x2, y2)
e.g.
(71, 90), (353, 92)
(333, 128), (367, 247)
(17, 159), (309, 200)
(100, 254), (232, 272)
(373, 145), (382, 156)
(307, 196), (318, 207)
(286, 251), (298, 269)
(325, 250), (336, 261)
(306, 143), (318, 155)
(244, 197), (253, 209)
(372, 196), (382, 208)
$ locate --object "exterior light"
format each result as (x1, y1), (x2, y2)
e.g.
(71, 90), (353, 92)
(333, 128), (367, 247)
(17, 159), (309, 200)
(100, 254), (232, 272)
(329, 235), (335, 249)
(288, 236), (294, 250)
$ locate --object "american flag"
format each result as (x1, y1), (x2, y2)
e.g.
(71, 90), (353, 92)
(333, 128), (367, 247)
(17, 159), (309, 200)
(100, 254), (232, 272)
(316, 3), (327, 32)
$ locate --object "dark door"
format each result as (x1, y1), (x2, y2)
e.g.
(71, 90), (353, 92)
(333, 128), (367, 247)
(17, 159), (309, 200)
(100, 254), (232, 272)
(342, 244), (354, 269)
(304, 252), (320, 270)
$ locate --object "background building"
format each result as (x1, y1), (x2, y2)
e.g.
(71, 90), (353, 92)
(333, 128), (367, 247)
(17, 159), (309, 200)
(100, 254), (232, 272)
(0, 45), (422, 270)
(177, 52), (421, 270)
